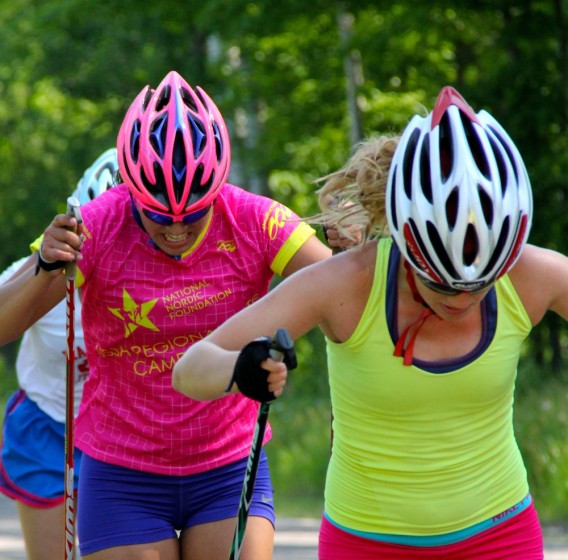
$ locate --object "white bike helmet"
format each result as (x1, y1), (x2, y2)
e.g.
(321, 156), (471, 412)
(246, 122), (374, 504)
(72, 148), (119, 205)
(386, 86), (532, 291)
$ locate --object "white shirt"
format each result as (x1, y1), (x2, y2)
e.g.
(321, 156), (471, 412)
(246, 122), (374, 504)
(0, 257), (87, 422)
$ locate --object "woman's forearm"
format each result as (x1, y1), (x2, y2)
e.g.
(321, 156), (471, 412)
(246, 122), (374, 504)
(173, 340), (239, 401)
(0, 263), (66, 345)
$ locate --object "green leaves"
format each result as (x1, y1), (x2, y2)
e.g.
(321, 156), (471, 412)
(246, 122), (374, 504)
(0, 0), (566, 365)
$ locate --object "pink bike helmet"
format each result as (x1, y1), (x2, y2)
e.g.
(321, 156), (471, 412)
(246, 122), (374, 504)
(386, 86), (532, 290)
(117, 71), (230, 218)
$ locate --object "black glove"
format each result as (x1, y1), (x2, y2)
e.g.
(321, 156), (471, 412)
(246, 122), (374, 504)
(226, 329), (297, 403)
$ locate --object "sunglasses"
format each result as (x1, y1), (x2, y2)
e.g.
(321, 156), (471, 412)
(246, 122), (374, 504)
(417, 275), (493, 296)
(141, 205), (211, 226)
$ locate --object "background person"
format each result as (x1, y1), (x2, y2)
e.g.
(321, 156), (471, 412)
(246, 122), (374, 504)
(0, 148), (118, 560)
(172, 87), (568, 560)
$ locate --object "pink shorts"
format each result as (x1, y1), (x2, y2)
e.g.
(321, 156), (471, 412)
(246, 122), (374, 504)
(319, 503), (543, 559)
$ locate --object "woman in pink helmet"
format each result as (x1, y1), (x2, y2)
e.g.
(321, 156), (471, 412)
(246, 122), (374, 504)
(173, 87), (568, 559)
(0, 71), (335, 559)
(0, 148), (118, 560)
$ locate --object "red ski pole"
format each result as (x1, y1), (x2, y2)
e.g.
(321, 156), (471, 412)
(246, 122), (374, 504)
(63, 196), (82, 560)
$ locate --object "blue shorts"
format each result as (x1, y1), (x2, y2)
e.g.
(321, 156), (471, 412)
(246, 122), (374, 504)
(78, 451), (275, 555)
(0, 389), (82, 507)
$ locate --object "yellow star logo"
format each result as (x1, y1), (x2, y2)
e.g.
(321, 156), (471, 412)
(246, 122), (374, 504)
(108, 289), (159, 338)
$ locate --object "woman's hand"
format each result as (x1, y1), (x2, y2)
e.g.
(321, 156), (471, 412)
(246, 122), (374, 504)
(40, 213), (84, 264)
(263, 359), (288, 398)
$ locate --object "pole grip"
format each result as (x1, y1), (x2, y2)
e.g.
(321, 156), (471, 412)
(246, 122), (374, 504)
(64, 196), (82, 280)
(269, 328), (297, 369)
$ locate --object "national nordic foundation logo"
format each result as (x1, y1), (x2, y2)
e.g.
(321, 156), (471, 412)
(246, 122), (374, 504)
(108, 288), (159, 338)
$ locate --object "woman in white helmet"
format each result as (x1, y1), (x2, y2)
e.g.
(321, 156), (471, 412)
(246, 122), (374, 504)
(0, 148), (118, 560)
(173, 87), (568, 559)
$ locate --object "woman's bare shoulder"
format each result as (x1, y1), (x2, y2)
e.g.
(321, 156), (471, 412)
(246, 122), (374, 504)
(509, 244), (568, 324)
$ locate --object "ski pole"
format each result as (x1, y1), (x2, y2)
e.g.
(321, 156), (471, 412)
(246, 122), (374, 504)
(229, 328), (296, 560)
(63, 196), (82, 560)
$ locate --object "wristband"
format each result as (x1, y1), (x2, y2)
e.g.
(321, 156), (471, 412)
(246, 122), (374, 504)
(34, 249), (65, 276)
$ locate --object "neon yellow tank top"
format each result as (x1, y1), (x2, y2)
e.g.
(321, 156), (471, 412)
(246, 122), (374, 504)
(325, 238), (532, 536)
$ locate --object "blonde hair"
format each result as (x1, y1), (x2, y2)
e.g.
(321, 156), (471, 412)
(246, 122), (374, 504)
(312, 135), (400, 244)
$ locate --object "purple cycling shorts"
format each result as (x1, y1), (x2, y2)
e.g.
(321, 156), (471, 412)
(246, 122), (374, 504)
(78, 450), (274, 555)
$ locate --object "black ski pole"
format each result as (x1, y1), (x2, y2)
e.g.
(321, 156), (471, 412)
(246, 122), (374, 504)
(229, 328), (296, 560)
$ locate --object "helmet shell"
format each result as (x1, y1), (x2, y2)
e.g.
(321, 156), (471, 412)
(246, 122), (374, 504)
(72, 148), (118, 205)
(386, 87), (532, 290)
(117, 71), (231, 217)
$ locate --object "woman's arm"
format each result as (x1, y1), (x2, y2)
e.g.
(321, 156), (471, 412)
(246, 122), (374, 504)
(509, 244), (568, 325)
(281, 234), (331, 277)
(0, 257), (66, 344)
(172, 232), (332, 400)
(172, 257), (335, 400)
(0, 213), (82, 345)
(172, 244), (374, 400)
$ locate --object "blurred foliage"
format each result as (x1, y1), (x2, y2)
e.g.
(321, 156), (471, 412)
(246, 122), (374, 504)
(0, 0), (567, 522)
(1, 1), (567, 370)
(511, 356), (568, 522)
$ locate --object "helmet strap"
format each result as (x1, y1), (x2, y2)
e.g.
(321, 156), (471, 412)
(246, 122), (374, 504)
(393, 261), (435, 366)
(403, 260), (429, 308)
(130, 194), (145, 230)
(129, 194), (181, 260)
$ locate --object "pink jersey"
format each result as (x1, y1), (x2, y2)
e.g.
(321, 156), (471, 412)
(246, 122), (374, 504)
(75, 183), (315, 475)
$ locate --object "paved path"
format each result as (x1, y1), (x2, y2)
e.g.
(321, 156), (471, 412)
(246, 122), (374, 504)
(0, 495), (320, 560)
(0, 494), (565, 559)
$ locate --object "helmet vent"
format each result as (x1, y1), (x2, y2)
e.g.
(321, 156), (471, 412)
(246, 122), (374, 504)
(155, 85), (171, 112)
(188, 114), (206, 157)
(419, 134), (432, 203)
(445, 187), (459, 230)
(439, 112), (454, 181)
(426, 221), (459, 278)
(462, 114), (490, 180)
(478, 186), (494, 226)
(488, 134), (509, 195)
(212, 122), (224, 163)
(481, 216), (510, 277)
(408, 219), (445, 280)
(194, 88), (207, 108)
(189, 164), (214, 205)
(180, 87), (198, 112)
(488, 125), (519, 185)
(403, 128), (420, 199)
(389, 167), (399, 231)
(120, 145), (135, 185)
(142, 164), (168, 208)
(130, 120), (142, 162)
(150, 114), (167, 158)
(142, 88), (153, 112)
(172, 132), (188, 203)
(497, 214), (528, 278)
(463, 224), (479, 266)
(405, 245), (425, 274)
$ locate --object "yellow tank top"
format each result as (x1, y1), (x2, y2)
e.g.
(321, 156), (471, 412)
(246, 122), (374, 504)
(325, 238), (532, 536)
